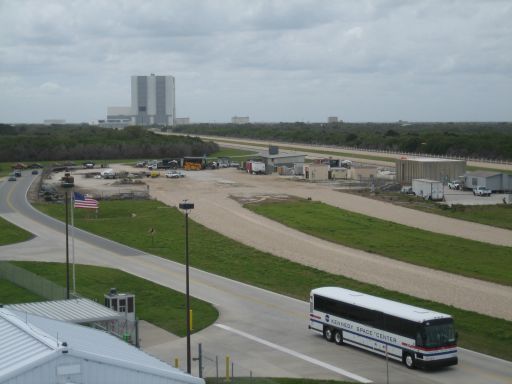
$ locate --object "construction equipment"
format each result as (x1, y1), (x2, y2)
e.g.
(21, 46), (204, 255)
(184, 162), (202, 171)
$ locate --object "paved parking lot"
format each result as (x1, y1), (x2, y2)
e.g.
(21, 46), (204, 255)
(443, 188), (511, 205)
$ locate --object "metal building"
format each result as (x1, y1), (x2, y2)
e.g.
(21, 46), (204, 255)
(396, 157), (466, 185)
(257, 147), (306, 171)
(464, 171), (512, 192)
(0, 308), (203, 384)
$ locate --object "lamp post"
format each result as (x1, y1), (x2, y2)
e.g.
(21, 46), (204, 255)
(61, 172), (74, 300)
(179, 200), (194, 374)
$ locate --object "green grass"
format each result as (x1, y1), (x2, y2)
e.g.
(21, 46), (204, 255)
(245, 200), (512, 286)
(210, 147), (258, 159)
(435, 204), (512, 230)
(34, 199), (512, 361)
(5, 262), (218, 337)
(0, 279), (44, 304)
(346, 189), (512, 230)
(0, 216), (33, 245)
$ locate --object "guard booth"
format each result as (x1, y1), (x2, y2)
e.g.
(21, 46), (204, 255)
(104, 288), (138, 345)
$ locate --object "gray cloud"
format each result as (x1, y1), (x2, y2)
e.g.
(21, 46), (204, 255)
(0, 0), (511, 123)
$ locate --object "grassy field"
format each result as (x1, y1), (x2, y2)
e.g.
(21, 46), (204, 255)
(34, 199), (512, 361)
(245, 200), (512, 286)
(210, 147), (258, 159)
(0, 279), (44, 303)
(347, 189), (512, 230)
(429, 203), (512, 230)
(1, 261), (218, 337)
(0, 216), (33, 245)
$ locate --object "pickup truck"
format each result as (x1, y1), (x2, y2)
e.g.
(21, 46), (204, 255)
(448, 180), (461, 190)
(473, 186), (492, 196)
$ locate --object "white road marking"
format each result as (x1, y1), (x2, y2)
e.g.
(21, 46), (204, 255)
(214, 323), (373, 383)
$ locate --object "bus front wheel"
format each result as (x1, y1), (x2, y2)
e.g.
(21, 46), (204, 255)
(323, 326), (334, 342)
(334, 330), (344, 345)
(403, 352), (416, 369)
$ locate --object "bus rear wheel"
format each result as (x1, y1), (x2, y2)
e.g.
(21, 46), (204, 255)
(334, 330), (344, 345)
(403, 352), (416, 369)
(323, 326), (334, 342)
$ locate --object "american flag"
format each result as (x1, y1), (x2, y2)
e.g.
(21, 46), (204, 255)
(73, 192), (99, 209)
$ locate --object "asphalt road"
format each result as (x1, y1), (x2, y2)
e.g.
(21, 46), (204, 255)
(0, 173), (511, 384)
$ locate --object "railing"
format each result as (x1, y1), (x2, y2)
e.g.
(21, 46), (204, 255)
(0, 261), (78, 300)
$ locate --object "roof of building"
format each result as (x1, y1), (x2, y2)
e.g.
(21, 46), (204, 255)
(0, 308), (203, 384)
(398, 157), (465, 163)
(5, 298), (121, 323)
(412, 178), (442, 183)
(0, 309), (56, 376)
(465, 171), (503, 178)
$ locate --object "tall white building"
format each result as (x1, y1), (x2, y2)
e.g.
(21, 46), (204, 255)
(104, 74), (175, 128)
(131, 74), (175, 126)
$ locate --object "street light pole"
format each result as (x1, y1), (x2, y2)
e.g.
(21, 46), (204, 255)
(62, 172), (74, 300)
(65, 190), (70, 299)
(179, 200), (194, 374)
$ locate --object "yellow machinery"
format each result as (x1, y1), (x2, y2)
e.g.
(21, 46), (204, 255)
(184, 162), (202, 171)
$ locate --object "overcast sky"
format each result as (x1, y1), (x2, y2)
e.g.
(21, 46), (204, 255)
(1, 0), (511, 123)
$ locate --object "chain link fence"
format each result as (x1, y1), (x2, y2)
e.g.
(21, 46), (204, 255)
(178, 343), (288, 384)
(0, 261), (78, 300)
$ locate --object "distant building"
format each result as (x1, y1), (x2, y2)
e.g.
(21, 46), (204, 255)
(304, 163), (329, 181)
(396, 157), (466, 185)
(175, 117), (191, 125)
(103, 74), (175, 128)
(464, 171), (512, 192)
(231, 116), (250, 124)
(327, 116), (338, 123)
(44, 119), (66, 125)
(105, 106), (134, 128)
(257, 146), (306, 169)
(132, 74), (175, 126)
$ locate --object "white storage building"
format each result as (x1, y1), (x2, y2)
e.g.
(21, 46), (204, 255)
(0, 308), (204, 384)
(464, 171), (512, 192)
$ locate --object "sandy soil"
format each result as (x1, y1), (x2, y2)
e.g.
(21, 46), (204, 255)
(67, 166), (512, 320)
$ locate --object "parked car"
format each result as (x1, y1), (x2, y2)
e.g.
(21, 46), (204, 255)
(448, 180), (461, 190)
(473, 186), (492, 196)
(165, 170), (184, 178)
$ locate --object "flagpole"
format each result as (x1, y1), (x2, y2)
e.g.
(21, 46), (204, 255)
(71, 192), (76, 294)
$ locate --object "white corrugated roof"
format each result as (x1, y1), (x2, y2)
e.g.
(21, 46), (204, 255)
(5, 298), (121, 323)
(0, 308), (203, 384)
(0, 309), (59, 377)
(311, 287), (451, 323)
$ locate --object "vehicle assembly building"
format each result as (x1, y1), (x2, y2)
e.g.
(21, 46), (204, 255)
(103, 74), (176, 128)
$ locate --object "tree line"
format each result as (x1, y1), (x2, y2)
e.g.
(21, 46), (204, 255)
(173, 122), (512, 161)
(0, 124), (218, 162)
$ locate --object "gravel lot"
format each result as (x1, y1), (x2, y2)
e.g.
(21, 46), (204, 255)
(65, 165), (512, 320)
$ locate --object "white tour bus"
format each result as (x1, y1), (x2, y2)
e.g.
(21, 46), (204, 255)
(309, 287), (458, 369)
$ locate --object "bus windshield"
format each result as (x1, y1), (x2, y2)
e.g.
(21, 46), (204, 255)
(422, 322), (456, 348)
